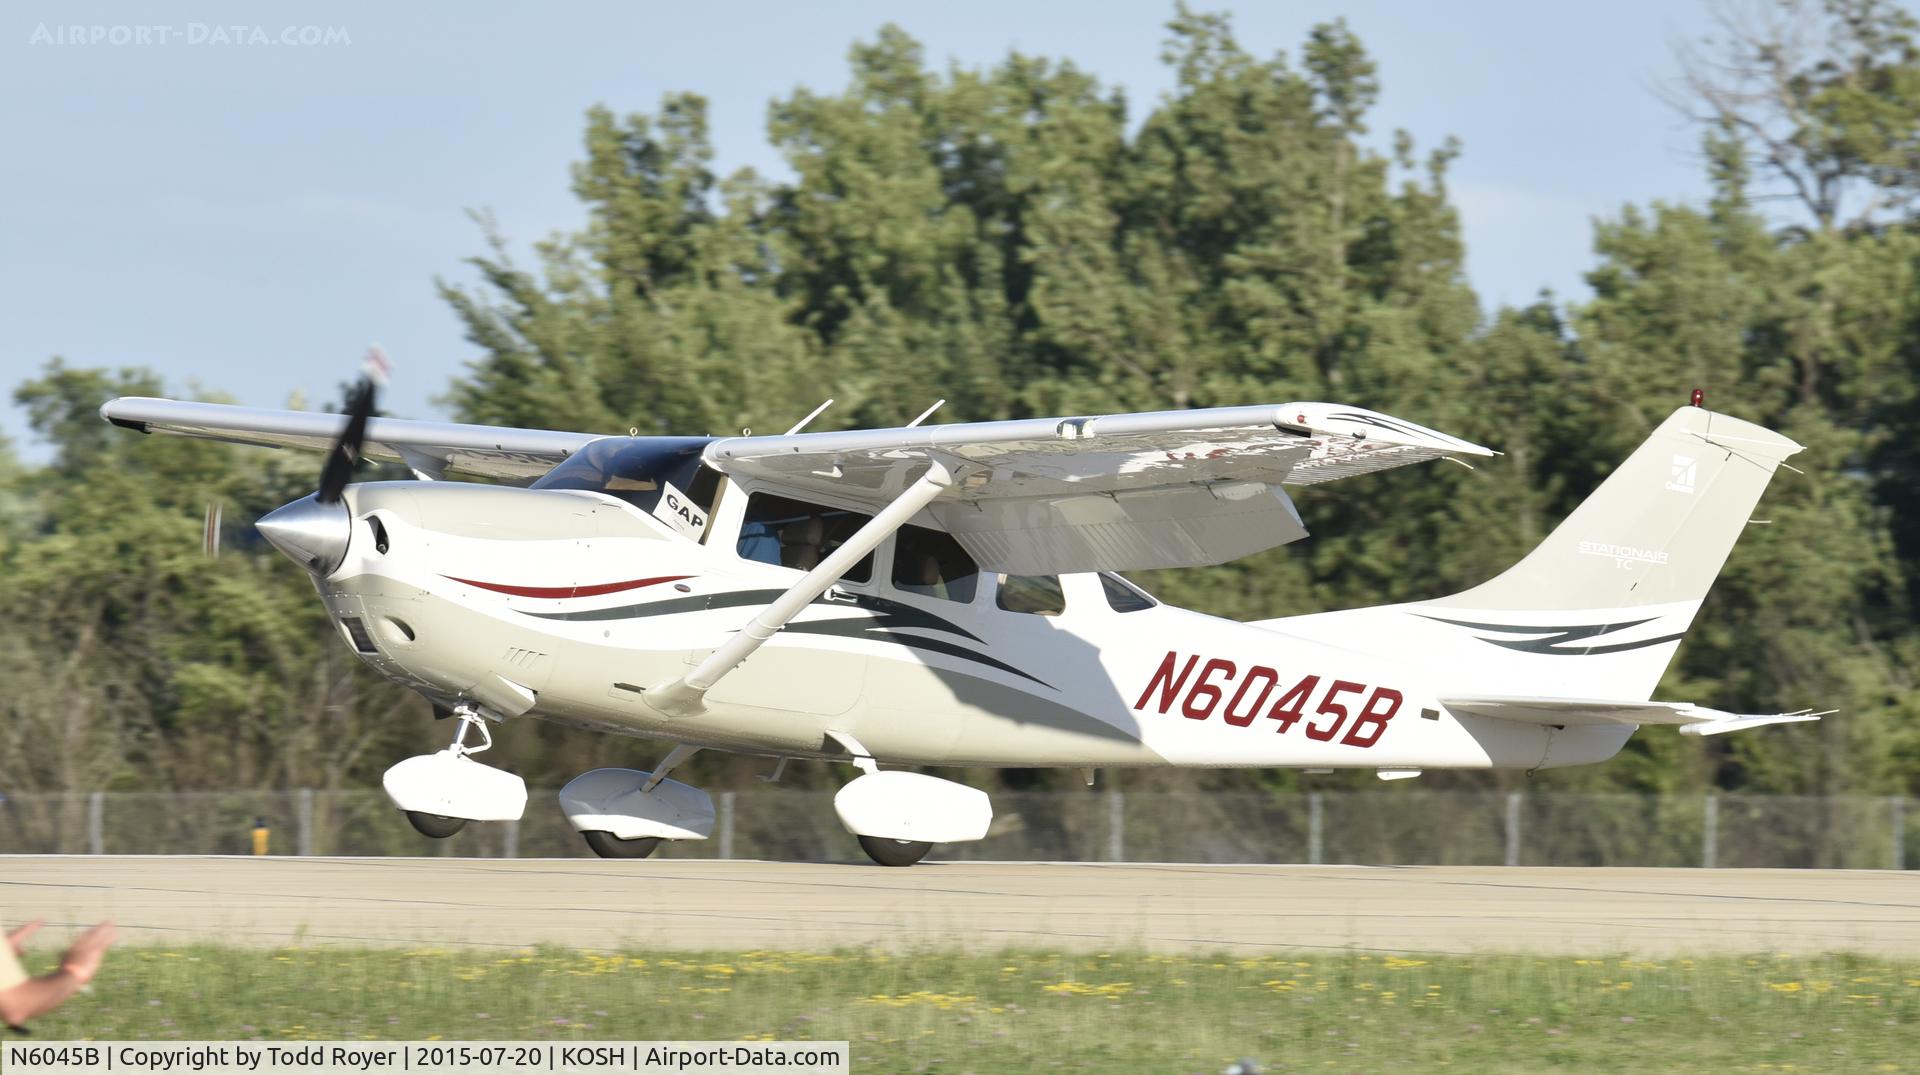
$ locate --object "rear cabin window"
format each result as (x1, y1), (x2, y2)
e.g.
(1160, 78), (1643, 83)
(1100, 572), (1157, 612)
(736, 492), (874, 582)
(530, 437), (720, 527)
(891, 525), (980, 603)
(995, 573), (1066, 616)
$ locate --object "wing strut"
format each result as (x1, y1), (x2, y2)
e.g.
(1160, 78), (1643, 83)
(644, 459), (958, 716)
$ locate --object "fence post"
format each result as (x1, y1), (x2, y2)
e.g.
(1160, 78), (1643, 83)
(1307, 793), (1324, 865)
(1504, 791), (1523, 867)
(502, 820), (519, 859)
(297, 788), (315, 856)
(1702, 793), (1719, 869)
(718, 791), (736, 860)
(1106, 791), (1125, 862)
(87, 791), (104, 855)
(1892, 797), (1906, 872)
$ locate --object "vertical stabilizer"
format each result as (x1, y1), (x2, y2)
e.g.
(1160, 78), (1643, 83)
(1431, 407), (1801, 616)
(1262, 407), (1802, 701)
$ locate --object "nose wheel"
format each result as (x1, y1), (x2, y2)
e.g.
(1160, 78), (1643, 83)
(582, 831), (663, 859)
(406, 811), (467, 838)
(858, 834), (933, 867)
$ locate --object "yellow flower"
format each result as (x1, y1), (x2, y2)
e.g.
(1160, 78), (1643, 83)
(1041, 981), (1132, 998)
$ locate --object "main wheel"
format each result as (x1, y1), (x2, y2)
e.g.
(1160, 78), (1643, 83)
(406, 811), (467, 839)
(858, 834), (933, 867)
(583, 831), (662, 859)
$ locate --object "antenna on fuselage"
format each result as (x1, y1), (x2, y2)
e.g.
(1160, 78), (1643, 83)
(905, 399), (946, 428)
(785, 398), (835, 436)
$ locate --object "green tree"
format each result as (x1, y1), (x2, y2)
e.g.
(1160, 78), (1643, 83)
(1, 362), (435, 791)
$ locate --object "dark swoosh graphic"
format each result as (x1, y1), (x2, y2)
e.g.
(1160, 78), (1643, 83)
(1417, 614), (1686, 656)
(521, 587), (1047, 687)
(786, 617), (1050, 688)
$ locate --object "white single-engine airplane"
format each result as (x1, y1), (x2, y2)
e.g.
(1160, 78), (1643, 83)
(103, 364), (1820, 865)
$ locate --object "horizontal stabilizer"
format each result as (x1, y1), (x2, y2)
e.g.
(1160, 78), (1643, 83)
(1441, 695), (1828, 736)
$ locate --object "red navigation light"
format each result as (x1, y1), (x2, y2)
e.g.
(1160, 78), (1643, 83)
(1690, 388), (1705, 408)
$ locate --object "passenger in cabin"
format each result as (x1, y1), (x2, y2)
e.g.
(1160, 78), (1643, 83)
(779, 517), (826, 570)
(892, 525), (980, 603)
(997, 573), (1066, 616)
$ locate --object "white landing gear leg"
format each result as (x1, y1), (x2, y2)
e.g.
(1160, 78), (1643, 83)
(559, 744), (715, 860)
(382, 703), (528, 839)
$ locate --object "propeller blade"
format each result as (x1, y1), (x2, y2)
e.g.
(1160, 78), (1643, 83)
(202, 501), (222, 558)
(314, 346), (388, 505)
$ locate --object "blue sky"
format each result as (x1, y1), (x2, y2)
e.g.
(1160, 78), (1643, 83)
(2, 1), (1724, 457)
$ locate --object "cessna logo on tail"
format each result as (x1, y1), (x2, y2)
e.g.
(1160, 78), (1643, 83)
(1665, 454), (1697, 494)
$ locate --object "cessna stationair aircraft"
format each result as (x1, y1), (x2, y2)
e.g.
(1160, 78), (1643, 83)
(103, 358), (1821, 865)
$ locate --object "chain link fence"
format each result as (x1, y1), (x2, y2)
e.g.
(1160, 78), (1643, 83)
(0, 789), (1910, 868)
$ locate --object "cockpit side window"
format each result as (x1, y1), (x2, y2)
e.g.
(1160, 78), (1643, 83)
(892, 525), (979, 602)
(529, 437), (718, 521)
(736, 491), (874, 582)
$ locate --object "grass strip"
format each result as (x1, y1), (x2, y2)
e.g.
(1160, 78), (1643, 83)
(19, 946), (1918, 1073)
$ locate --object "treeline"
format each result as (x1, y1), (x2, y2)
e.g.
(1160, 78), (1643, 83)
(4, 4), (1916, 797)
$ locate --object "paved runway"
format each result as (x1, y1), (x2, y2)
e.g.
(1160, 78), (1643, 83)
(4, 857), (1916, 956)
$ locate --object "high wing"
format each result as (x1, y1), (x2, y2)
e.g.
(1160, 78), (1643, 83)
(100, 398), (598, 482)
(705, 402), (1493, 574)
(1441, 696), (1828, 737)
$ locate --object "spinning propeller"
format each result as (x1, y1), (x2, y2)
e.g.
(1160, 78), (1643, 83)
(253, 347), (389, 575)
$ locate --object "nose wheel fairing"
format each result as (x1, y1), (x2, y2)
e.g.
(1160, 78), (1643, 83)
(381, 750), (528, 824)
(381, 708), (529, 824)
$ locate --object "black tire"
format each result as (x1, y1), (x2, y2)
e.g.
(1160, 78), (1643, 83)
(405, 811), (467, 839)
(583, 831), (662, 859)
(858, 834), (933, 867)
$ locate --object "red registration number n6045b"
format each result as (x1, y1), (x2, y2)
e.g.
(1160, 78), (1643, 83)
(1132, 651), (1403, 748)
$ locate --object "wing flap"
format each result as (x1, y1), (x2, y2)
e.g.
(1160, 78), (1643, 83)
(934, 481), (1308, 575)
(100, 398), (598, 482)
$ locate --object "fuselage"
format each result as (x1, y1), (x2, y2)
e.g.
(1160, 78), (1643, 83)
(313, 475), (1630, 774)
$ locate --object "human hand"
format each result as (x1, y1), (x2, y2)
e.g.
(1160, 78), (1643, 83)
(58, 923), (116, 985)
(7, 920), (43, 957)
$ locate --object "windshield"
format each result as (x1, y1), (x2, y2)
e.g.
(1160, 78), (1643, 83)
(529, 437), (720, 517)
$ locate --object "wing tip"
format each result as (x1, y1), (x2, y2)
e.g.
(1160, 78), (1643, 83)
(100, 397), (152, 432)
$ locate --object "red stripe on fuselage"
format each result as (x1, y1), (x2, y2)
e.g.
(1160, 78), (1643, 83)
(444, 575), (691, 599)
